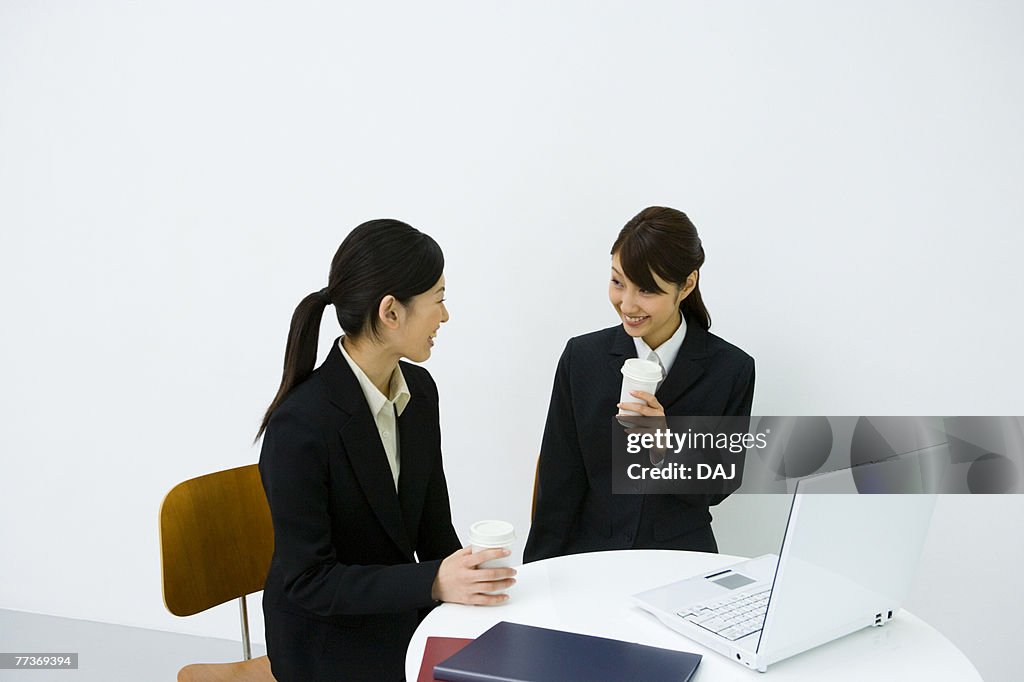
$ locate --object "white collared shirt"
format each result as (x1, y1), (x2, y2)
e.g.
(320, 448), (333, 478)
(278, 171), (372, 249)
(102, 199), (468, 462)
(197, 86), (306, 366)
(338, 338), (410, 491)
(633, 312), (687, 389)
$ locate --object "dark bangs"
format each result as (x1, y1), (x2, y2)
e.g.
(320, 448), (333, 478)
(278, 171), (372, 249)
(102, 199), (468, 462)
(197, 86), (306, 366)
(615, 225), (679, 294)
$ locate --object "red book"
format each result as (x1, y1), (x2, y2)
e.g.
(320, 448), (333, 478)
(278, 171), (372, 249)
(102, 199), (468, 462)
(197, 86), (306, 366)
(416, 636), (474, 682)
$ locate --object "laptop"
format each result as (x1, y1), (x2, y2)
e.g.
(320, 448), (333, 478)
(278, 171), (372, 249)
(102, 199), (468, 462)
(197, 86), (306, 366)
(632, 456), (938, 672)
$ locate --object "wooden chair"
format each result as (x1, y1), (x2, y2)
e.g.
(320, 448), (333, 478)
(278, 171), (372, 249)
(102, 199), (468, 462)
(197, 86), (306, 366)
(159, 464), (277, 682)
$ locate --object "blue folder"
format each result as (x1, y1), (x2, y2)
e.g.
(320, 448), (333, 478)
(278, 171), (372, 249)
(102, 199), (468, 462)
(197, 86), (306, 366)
(433, 621), (701, 682)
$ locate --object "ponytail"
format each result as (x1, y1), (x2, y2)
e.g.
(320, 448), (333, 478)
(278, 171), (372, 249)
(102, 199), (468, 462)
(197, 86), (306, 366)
(255, 289), (332, 441)
(681, 275), (711, 331)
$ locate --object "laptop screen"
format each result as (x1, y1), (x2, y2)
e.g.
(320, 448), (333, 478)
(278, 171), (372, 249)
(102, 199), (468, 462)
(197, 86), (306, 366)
(756, 456), (938, 659)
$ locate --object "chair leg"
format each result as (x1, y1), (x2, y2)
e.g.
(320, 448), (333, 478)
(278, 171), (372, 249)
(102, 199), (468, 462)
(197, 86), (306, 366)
(238, 595), (251, 661)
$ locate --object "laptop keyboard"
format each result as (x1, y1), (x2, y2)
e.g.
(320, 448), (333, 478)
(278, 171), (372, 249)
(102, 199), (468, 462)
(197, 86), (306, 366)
(676, 588), (770, 641)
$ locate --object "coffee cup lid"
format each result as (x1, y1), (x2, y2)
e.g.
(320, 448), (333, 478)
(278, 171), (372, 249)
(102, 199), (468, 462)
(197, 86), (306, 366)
(621, 358), (662, 382)
(469, 520), (515, 546)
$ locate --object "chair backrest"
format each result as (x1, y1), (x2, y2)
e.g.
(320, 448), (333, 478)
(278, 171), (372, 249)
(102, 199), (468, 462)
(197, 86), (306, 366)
(160, 464), (274, 616)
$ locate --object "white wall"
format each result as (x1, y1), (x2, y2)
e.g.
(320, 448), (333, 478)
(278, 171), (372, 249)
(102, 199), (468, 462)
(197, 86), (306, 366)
(1, 2), (1021, 680)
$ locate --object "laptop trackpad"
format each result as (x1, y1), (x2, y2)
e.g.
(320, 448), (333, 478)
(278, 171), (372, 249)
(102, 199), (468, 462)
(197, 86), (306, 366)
(707, 572), (757, 590)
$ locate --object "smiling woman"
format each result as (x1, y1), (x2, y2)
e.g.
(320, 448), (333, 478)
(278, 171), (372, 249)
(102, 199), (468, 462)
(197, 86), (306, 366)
(255, 219), (516, 682)
(610, 252), (696, 350)
(524, 206), (755, 563)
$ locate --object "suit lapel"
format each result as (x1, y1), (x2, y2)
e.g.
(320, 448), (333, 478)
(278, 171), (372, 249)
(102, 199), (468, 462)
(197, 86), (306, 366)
(604, 328), (639, 417)
(656, 322), (709, 409)
(321, 339), (414, 560)
(607, 324), (638, 368)
(339, 413), (413, 559)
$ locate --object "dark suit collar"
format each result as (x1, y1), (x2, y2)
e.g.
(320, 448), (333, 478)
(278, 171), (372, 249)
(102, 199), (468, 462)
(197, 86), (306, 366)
(318, 338), (416, 560)
(320, 338), (369, 416)
(606, 318), (709, 408)
(658, 321), (708, 407)
(609, 324), (637, 358)
(676, 317), (710, 361)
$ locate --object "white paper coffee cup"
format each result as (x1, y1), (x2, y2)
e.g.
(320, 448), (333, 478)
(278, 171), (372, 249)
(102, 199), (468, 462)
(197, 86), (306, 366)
(619, 358), (662, 416)
(469, 520), (515, 570)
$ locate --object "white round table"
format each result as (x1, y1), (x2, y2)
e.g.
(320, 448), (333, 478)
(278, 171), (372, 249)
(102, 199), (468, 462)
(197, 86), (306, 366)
(406, 550), (980, 681)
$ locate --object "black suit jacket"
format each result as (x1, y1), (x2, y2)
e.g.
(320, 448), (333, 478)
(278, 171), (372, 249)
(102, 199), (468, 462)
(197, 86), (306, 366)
(523, 323), (754, 563)
(259, 339), (461, 682)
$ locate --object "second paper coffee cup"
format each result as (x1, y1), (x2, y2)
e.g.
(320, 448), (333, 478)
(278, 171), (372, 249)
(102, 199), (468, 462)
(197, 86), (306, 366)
(618, 358), (662, 415)
(469, 520), (515, 569)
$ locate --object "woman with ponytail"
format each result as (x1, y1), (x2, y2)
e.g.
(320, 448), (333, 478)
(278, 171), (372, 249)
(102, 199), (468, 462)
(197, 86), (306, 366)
(524, 207), (755, 562)
(257, 219), (516, 682)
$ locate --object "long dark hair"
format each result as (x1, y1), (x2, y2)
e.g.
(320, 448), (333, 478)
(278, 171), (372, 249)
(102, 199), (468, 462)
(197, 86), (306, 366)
(610, 206), (711, 330)
(256, 219), (444, 440)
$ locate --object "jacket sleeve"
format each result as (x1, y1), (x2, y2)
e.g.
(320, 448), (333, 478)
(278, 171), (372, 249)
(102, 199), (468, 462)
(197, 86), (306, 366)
(523, 340), (588, 563)
(415, 456), (462, 561)
(708, 354), (755, 505)
(666, 354), (755, 507)
(725, 355), (755, 418)
(259, 408), (442, 616)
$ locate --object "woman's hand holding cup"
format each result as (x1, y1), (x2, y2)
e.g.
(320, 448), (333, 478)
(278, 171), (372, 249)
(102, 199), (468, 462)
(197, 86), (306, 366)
(431, 546), (517, 605)
(618, 389), (670, 465)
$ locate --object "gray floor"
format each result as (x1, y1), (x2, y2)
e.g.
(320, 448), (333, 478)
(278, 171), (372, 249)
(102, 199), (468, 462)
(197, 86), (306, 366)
(0, 609), (266, 682)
